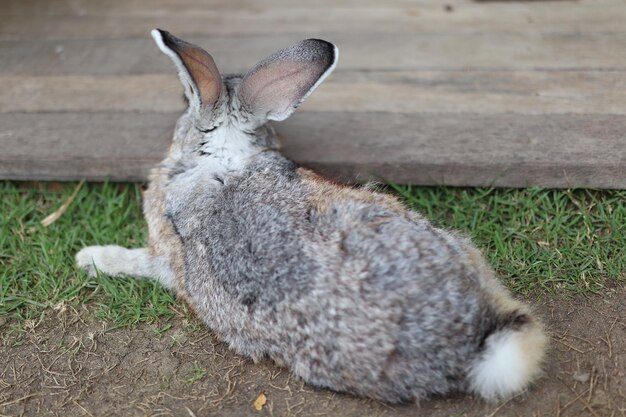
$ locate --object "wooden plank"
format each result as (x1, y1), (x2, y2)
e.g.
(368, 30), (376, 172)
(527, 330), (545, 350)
(0, 113), (177, 182)
(1, 112), (624, 188)
(0, 75), (184, 113)
(0, 0), (432, 15)
(2, 71), (626, 115)
(279, 112), (626, 188)
(0, 0), (623, 188)
(1, 0), (616, 15)
(2, 32), (626, 77)
(309, 70), (626, 115)
(1, 1), (624, 39)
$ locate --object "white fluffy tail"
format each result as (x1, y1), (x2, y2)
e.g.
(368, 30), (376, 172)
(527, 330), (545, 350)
(468, 318), (547, 400)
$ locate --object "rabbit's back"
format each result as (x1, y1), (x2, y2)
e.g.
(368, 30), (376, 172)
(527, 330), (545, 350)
(166, 152), (502, 401)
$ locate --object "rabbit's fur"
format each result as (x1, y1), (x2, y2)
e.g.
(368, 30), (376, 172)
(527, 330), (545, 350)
(76, 29), (547, 403)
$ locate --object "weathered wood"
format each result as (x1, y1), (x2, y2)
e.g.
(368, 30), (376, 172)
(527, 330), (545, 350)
(0, 113), (177, 181)
(2, 31), (626, 77)
(1, 0), (624, 188)
(279, 112), (626, 188)
(0, 75), (185, 113)
(0, 0), (430, 16)
(1, 112), (624, 188)
(9, 0), (613, 15)
(2, 2), (625, 40)
(3, 71), (626, 115)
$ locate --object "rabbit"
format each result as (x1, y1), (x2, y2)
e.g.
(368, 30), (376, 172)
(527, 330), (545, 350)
(76, 29), (547, 403)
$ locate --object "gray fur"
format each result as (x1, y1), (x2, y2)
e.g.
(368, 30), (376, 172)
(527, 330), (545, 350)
(166, 151), (501, 401)
(76, 31), (546, 403)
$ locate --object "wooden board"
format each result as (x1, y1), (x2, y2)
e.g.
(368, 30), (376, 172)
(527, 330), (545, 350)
(3, 71), (626, 115)
(2, 33), (626, 76)
(2, 0), (625, 39)
(2, 112), (624, 188)
(0, 0), (625, 188)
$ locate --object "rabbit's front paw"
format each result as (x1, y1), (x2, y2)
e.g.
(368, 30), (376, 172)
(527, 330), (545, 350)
(76, 245), (118, 277)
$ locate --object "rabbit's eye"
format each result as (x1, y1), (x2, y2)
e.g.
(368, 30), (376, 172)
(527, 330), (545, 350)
(198, 125), (218, 133)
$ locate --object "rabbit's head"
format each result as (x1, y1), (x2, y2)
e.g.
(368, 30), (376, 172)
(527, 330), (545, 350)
(152, 29), (337, 158)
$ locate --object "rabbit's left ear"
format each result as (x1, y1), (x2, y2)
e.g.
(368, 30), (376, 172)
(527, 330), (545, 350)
(152, 29), (222, 115)
(239, 39), (338, 122)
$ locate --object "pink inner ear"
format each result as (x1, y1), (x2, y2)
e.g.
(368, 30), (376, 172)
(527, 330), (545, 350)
(178, 46), (222, 106)
(241, 61), (318, 119)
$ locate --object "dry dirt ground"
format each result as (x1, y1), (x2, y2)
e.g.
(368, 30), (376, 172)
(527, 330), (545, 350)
(2, 287), (625, 417)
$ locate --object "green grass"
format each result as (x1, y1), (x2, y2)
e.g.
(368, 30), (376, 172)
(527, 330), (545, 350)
(390, 185), (625, 294)
(1, 181), (177, 325)
(1, 181), (624, 326)
(181, 362), (208, 384)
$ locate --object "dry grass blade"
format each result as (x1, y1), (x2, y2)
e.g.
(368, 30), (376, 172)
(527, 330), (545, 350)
(73, 400), (95, 417)
(485, 394), (518, 417)
(0, 392), (40, 407)
(41, 180), (85, 227)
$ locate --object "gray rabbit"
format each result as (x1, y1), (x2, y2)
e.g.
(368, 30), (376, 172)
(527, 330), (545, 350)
(76, 29), (547, 403)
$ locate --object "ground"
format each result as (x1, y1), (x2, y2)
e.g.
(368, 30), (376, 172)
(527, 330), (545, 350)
(2, 290), (625, 417)
(1, 182), (625, 416)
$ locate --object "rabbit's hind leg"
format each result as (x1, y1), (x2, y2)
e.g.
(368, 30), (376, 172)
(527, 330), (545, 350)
(76, 245), (175, 290)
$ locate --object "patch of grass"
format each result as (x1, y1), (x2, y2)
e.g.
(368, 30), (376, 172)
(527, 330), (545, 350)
(0, 181), (176, 324)
(152, 323), (174, 337)
(390, 185), (625, 295)
(181, 362), (208, 384)
(1, 181), (624, 327)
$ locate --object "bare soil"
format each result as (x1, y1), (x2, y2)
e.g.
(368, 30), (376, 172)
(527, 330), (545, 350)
(1, 288), (625, 417)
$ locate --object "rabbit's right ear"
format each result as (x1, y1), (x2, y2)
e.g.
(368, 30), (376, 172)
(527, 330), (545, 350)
(239, 39), (338, 122)
(151, 29), (222, 119)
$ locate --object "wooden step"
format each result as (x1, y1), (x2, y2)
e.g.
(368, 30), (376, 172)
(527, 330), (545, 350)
(2, 112), (624, 188)
(0, 0), (624, 188)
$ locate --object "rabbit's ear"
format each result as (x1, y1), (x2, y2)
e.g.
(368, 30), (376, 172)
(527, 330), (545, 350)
(239, 39), (337, 122)
(151, 29), (222, 113)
